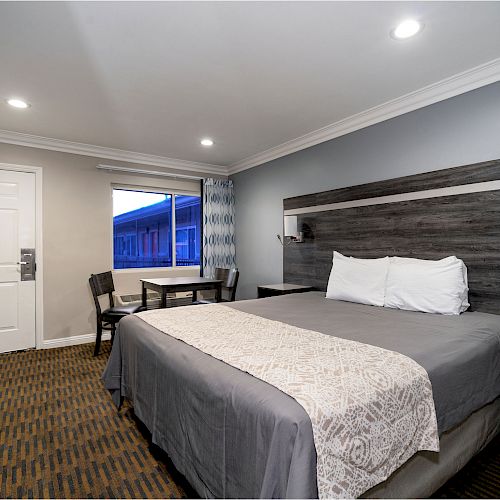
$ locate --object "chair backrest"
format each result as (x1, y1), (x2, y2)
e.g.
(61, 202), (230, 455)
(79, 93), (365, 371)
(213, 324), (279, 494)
(89, 271), (115, 315)
(214, 267), (239, 301)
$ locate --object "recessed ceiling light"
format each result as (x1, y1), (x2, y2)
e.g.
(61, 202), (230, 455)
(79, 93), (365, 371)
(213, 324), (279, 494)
(391, 19), (423, 40)
(6, 98), (30, 109)
(200, 138), (214, 147)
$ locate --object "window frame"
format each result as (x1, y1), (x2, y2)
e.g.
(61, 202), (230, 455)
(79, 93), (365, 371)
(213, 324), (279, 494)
(111, 183), (201, 273)
(175, 224), (198, 261)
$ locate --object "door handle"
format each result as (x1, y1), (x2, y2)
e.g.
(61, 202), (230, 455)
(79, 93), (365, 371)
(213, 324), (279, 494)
(19, 248), (36, 281)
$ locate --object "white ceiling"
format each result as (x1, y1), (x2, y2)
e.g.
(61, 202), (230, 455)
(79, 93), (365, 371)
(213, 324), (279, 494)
(1, 1), (500, 174)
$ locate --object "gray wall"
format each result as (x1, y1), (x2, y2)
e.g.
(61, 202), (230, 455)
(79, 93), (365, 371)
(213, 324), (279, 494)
(0, 143), (219, 342)
(231, 81), (500, 299)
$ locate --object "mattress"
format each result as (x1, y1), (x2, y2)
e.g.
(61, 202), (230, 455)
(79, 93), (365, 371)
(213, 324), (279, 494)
(228, 292), (500, 434)
(103, 292), (500, 498)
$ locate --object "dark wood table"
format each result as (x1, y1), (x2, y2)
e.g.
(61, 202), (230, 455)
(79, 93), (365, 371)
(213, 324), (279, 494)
(257, 283), (314, 299)
(141, 277), (223, 309)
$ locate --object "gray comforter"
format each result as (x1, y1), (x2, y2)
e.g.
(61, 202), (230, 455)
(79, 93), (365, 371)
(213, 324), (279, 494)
(103, 292), (500, 498)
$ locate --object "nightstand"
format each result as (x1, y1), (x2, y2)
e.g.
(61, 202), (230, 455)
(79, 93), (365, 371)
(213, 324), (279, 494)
(257, 283), (314, 299)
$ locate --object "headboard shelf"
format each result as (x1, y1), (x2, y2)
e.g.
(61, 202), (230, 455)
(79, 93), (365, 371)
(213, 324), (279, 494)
(284, 159), (500, 211)
(283, 159), (500, 314)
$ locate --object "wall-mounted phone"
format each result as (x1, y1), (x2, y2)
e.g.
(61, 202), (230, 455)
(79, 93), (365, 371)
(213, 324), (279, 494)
(18, 248), (36, 281)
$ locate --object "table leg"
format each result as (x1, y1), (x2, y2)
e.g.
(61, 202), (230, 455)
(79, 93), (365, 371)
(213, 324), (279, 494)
(160, 288), (167, 309)
(142, 282), (147, 310)
(193, 289), (198, 302)
(215, 283), (222, 303)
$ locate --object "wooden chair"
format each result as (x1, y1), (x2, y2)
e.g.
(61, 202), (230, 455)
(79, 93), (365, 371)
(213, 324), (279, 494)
(89, 271), (145, 356)
(194, 267), (240, 304)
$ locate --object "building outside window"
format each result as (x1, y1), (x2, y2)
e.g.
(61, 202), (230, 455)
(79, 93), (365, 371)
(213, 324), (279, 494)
(112, 188), (201, 269)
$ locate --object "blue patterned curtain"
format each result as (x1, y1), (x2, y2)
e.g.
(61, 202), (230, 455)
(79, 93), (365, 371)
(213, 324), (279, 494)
(203, 178), (236, 278)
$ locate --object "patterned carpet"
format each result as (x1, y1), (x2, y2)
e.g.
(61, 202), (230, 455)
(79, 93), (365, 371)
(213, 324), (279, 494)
(0, 341), (193, 499)
(0, 342), (499, 499)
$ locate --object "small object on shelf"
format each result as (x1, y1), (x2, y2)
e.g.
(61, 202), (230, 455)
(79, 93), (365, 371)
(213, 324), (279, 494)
(257, 283), (314, 299)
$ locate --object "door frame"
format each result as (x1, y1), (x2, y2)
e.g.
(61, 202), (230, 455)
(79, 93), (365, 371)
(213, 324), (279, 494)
(0, 162), (43, 348)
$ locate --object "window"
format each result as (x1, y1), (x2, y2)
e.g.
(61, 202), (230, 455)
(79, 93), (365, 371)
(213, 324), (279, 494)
(113, 188), (201, 269)
(175, 194), (201, 266)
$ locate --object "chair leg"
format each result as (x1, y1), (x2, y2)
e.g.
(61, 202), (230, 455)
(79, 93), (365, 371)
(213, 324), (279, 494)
(94, 322), (102, 356)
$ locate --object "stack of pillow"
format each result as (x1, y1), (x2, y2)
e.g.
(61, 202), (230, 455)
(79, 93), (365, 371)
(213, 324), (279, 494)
(326, 251), (470, 315)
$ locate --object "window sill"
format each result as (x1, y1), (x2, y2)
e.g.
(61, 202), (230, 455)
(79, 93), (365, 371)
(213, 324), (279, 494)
(113, 265), (201, 274)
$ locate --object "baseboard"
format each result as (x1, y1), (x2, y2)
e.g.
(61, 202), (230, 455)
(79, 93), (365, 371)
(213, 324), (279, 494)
(41, 332), (111, 349)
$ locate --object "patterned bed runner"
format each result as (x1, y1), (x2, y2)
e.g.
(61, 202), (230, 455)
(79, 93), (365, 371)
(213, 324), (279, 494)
(137, 304), (439, 498)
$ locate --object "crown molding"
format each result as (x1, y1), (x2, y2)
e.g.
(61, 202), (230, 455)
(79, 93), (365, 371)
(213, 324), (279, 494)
(228, 57), (500, 175)
(0, 129), (228, 176)
(2, 57), (499, 177)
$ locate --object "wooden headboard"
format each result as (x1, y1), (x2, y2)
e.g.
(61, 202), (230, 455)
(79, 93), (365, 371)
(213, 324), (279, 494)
(283, 159), (500, 314)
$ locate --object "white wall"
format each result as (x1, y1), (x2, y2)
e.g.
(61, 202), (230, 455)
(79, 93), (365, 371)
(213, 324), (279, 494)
(0, 142), (222, 342)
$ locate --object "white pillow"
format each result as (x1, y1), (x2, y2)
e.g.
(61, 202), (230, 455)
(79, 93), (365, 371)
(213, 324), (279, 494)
(384, 256), (469, 315)
(326, 251), (389, 307)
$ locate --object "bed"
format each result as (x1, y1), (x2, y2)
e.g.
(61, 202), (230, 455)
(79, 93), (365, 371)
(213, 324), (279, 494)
(103, 293), (500, 498)
(103, 159), (500, 498)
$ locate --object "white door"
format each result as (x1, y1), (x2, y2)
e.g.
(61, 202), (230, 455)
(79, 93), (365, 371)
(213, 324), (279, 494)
(0, 169), (36, 353)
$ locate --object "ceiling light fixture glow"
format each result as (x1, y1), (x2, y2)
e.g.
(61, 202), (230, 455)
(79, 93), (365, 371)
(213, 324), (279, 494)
(200, 138), (214, 147)
(391, 19), (423, 40)
(6, 98), (30, 109)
